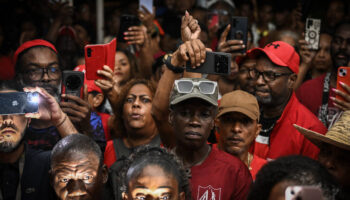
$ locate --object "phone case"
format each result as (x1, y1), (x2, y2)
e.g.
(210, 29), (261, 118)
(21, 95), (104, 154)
(185, 51), (231, 75)
(228, 16), (248, 54)
(85, 38), (116, 80)
(305, 18), (321, 50)
(0, 92), (39, 115)
(61, 71), (84, 102)
(336, 66), (350, 101)
(117, 15), (141, 43)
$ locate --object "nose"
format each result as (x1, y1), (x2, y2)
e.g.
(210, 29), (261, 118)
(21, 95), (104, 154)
(67, 179), (88, 197)
(0, 115), (13, 124)
(41, 69), (50, 82)
(255, 72), (266, 86)
(232, 122), (242, 133)
(322, 157), (336, 171)
(318, 49), (325, 58)
(189, 113), (201, 127)
(132, 97), (141, 108)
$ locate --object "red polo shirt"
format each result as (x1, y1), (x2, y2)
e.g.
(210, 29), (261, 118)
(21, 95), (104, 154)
(251, 93), (327, 160)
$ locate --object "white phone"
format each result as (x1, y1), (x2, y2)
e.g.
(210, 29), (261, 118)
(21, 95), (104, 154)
(140, 0), (153, 14)
(285, 186), (324, 200)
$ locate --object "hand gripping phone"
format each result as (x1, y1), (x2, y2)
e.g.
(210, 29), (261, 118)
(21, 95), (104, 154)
(84, 38), (116, 80)
(0, 92), (39, 115)
(227, 16), (248, 54)
(336, 66), (350, 101)
(61, 71), (84, 102)
(117, 15), (141, 43)
(305, 18), (321, 50)
(185, 51), (231, 75)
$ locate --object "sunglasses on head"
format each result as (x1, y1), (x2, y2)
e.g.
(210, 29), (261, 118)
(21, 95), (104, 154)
(174, 80), (217, 95)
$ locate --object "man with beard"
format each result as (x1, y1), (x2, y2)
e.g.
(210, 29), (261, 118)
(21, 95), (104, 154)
(152, 39), (252, 200)
(13, 39), (105, 150)
(50, 134), (111, 200)
(0, 80), (77, 200)
(297, 22), (350, 127)
(247, 41), (327, 160)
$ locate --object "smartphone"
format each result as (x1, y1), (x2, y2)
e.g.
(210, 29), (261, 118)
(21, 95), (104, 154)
(209, 13), (219, 29)
(227, 16), (248, 54)
(0, 92), (39, 115)
(140, 0), (153, 14)
(84, 38), (116, 80)
(185, 51), (231, 75)
(285, 186), (324, 200)
(336, 66), (350, 101)
(61, 71), (84, 102)
(117, 15), (141, 43)
(305, 18), (321, 50)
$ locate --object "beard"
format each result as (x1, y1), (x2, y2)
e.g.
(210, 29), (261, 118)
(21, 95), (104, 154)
(0, 132), (25, 153)
(255, 88), (273, 105)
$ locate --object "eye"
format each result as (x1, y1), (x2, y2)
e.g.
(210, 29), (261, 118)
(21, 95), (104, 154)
(160, 194), (172, 200)
(201, 110), (212, 118)
(83, 175), (92, 180)
(59, 178), (69, 183)
(126, 97), (134, 103)
(264, 71), (275, 80)
(49, 67), (60, 73)
(141, 98), (151, 103)
(135, 195), (146, 200)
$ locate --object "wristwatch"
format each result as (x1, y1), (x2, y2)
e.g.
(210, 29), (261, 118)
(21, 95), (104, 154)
(163, 54), (184, 73)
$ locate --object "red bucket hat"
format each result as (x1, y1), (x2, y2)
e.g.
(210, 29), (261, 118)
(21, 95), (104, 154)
(248, 41), (300, 74)
(14, 39), (57, 65)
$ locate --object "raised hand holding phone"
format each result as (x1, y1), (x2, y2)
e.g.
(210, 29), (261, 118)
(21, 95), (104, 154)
(181, 11), (201, 42)
(217, 24), (245, 57)
(331, 66), (350, 111)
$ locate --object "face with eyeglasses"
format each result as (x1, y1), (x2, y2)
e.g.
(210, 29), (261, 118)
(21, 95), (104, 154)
(238, 58), (257, 94)
(253, 55), (295, 106)
(18, 47), (61, 99)
(330, 24), (350, 69)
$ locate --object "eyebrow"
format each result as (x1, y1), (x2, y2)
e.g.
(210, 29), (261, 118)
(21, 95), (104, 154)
(134, 186), (173, 189)
(128, 94), (151, 98)
(25, 62), (59, 68)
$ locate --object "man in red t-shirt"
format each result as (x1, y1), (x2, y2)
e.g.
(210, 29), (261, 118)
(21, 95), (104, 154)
(152, 39), (252, 200)
(215, 90), (267, 180)
(297, 22), (350, 127)
(247, 41), (327, 160)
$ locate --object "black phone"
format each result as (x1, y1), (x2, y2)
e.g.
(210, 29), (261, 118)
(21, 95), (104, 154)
(305, 18), (321, 50)
(117, 15), (141, 43)
(61, 71), (84, 102)
(0, 92), (39, 115)
(185, 51), (231, 75)
(227, 16), (248, 54)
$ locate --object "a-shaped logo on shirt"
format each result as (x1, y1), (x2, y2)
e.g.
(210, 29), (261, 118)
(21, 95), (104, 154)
(197, 185), (222, 200)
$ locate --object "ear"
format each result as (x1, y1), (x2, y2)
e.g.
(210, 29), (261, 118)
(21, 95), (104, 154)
(27, 118), (31, 127)
(214, 118), (220, 133)
(122, 192), (128, 200)
(93, 93), (104, 108)
(168, 111), (174, 127)
(255, 123), (262, 138)
(179, 192), (186, 200)
(288, 73), (297, 89)
(101, 164), (108, 184)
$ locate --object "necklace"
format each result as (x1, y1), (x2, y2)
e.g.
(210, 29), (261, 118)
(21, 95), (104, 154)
(260, 122), (275, 133)
(247, 153), (253, 171)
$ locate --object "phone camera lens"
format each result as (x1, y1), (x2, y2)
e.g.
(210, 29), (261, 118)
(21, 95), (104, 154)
(66, 75), (82, 90)
(87, 48), (92, 57)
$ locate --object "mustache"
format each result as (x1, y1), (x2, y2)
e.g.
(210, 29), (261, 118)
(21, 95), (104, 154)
(0, 122), (19, 132)
(256, 88), (270, 93)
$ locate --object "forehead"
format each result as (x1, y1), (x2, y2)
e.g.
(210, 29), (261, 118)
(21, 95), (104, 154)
(334, 24), (350, 39)
(241, 58), (256, 67)
(174, 98), (215, 110)
(127, 84), (152, 96)
(220, 111), (251, 120)
(20, 47), (58, 66)
(52, 150), (100, 167)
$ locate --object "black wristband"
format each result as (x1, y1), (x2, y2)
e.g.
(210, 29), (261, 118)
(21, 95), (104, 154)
(163, 54), (184, 73)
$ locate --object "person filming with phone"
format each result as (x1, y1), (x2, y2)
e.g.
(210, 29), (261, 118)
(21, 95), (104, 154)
(0, 80), (77, 200)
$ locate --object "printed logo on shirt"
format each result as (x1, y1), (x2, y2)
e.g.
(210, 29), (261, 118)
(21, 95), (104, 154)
(197, 185), (222, 200)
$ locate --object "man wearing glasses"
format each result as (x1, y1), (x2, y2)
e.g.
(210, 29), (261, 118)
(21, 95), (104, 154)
(152, 39), (252, 200)
(247, 41), (327, 160)
(13, 39), (105, 151)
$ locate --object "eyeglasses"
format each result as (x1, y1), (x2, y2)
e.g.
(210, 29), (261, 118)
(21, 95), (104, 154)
(174, 80), (217, 95)
(26, 67), (61, 81)
(249, 69), (292, 82)
(239, 68), (256, 78)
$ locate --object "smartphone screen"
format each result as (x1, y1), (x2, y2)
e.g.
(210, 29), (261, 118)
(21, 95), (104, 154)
(140, 0), (153, 13)
(0, 92), (39, 115)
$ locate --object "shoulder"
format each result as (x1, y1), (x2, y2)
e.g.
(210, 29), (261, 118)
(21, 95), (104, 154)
(210, 146), (247, 170)
(25, 146), (51, 163)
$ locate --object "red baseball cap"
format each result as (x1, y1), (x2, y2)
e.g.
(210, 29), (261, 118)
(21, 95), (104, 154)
(236, 49), (255, 66)
(74, 65), (103, 93)
(14, 39), (57, 65)
(249, 41), (300, 74)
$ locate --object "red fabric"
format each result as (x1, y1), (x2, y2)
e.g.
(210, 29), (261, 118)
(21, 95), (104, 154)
(104, 140), (116, 168)
(190, 145), (252, 200)
(0, 56), (14, 80)
(250, 155), (267, 181)
(97, 112), (111, 141)
(251, 93), (327, 160)
(14, 39), (57, 65)
(296, 73), (339, 126)
(249, 41), (300, 74)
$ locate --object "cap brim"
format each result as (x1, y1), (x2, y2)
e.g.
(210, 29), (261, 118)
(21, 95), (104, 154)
(217, 107), (258, 121)
(250, 48), (288, 67)
(293, 124), (350, 151)
(170, 93), (218, 107)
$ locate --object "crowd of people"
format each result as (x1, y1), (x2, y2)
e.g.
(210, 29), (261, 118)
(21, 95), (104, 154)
(0, 0), (350, 199)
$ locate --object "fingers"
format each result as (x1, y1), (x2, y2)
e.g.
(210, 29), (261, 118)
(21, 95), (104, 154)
(25, 113), (41, 119)
(61, 94), (89, 106)
(218, 40), (245, 53)
(184, 39), (206, 68)
(331, 96), (350, 111)
(95, 79), (114, 91)
(83, 84), (88, 101)
(332, 88), (350, 102)
(340, 82), (350, 94)
(218, 24), (231, 44)
(181, 10), (191, 29)
(61, 107), (88, 119)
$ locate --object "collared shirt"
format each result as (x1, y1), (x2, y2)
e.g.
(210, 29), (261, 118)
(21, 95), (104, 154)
(252, 93), (328, 160)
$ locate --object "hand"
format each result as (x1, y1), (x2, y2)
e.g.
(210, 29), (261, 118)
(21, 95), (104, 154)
(138, 6), (156, 32)
(95, 65), (121, 96)
(171, 39), (206, 68)
(181, 11), (201, 42)
(59, 87), (91, 126)
(23, 87), (65, 125)
(299, 38), (316, 67)
(217, 24), (245, 57)
(331, 82), (350, 111)
(48, 1), (73, 21)
(124, 25), (147, 46)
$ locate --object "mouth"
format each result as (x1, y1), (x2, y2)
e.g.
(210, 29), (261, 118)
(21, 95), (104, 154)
(1, 129), (16, 135)
(114, 72), (123, 76)
(226, 137), (243, 145)
(256, 90), (270, 97)
(130, 113), (143, 120)
(184, 131), (202, 140)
